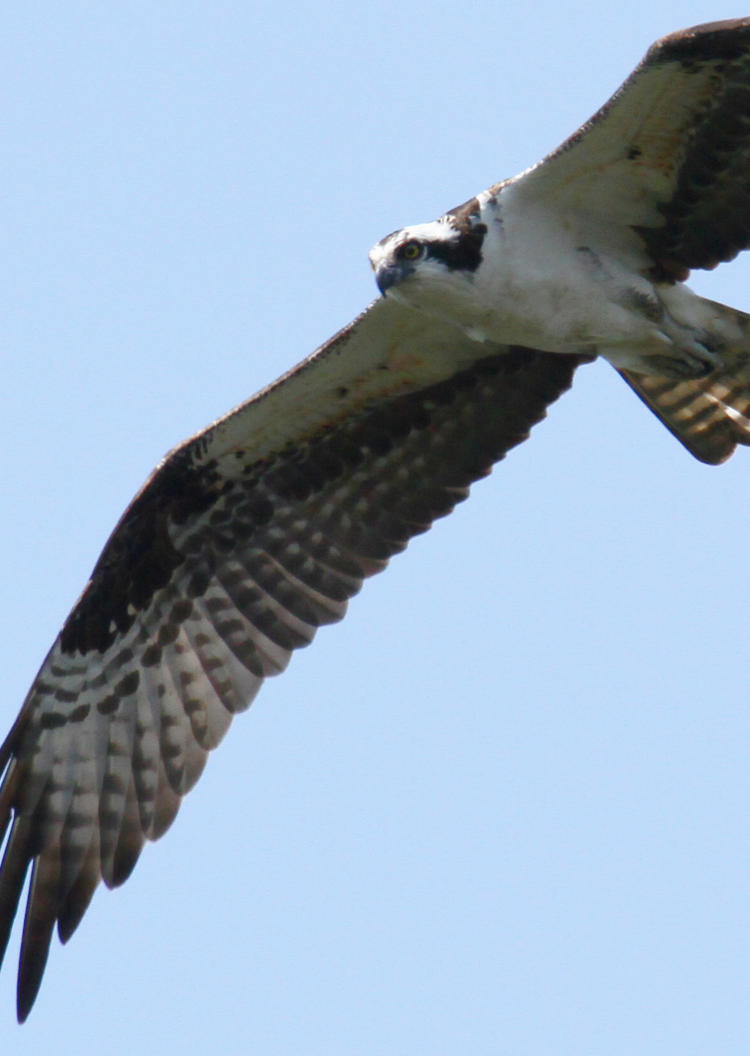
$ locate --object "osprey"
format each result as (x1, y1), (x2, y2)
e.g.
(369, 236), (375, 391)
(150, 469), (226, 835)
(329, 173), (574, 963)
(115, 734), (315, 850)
(2, 17), (750, 1021)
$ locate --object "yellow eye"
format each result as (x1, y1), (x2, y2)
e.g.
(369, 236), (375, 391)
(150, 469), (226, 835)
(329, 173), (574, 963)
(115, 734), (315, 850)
(399, 240), (422, 261)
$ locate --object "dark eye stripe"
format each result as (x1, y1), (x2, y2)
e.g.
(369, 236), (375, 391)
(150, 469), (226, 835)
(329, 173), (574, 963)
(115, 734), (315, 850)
(425, 224), (487, 272)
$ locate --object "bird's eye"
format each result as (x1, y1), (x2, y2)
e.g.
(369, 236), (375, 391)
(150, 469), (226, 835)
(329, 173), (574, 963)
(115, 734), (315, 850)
(398, 240), (423, 261)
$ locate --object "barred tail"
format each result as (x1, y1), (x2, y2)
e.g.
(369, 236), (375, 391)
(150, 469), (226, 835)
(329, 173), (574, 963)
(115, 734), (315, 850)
(620, 299), (750, 464)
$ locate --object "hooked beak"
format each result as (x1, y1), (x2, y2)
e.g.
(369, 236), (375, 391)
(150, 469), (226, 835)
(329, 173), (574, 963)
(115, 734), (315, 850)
(374, 260), (413, 297)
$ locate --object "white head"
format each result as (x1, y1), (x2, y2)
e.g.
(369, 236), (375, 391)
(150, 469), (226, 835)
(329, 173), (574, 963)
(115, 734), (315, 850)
(368, 199), (487, 306)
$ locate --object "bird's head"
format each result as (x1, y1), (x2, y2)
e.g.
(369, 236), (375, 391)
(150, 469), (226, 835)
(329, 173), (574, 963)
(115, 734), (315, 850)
(368, 202), (487, 304)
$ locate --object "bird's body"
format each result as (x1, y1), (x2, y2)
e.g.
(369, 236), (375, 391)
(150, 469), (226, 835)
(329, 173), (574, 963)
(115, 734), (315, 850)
(371, 188), (737, 375)
(4, 16), (750, 1022)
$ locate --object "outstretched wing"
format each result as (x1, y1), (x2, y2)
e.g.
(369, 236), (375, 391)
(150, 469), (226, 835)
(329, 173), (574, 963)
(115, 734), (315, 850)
(511, 17), (750, 282)
(508, 18), (750, 465)
(0, 294), (586, 1021)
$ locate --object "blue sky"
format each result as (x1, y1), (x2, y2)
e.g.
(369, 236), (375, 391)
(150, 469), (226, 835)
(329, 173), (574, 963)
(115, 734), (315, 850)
(3, 3), (750, 1052)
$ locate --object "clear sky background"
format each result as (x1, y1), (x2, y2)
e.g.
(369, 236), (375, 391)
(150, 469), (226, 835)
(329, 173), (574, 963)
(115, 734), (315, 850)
(3, 3), (750, 1052)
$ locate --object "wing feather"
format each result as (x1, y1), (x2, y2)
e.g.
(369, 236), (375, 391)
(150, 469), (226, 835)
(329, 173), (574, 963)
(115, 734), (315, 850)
(57, 816), (100, 943)
(17, 846), (60, 1011)
(108, 775), (146, 887)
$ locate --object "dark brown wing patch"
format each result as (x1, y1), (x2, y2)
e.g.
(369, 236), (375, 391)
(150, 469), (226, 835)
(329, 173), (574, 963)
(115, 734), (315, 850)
(636, 21), (750, 280)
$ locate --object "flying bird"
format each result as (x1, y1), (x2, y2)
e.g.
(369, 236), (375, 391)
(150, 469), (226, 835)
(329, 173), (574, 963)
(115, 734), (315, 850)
(3, 17), (750, 1022)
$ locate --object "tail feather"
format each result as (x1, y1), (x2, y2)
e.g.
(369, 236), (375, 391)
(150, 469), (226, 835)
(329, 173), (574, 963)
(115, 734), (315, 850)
(620, 299), (750, 464)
